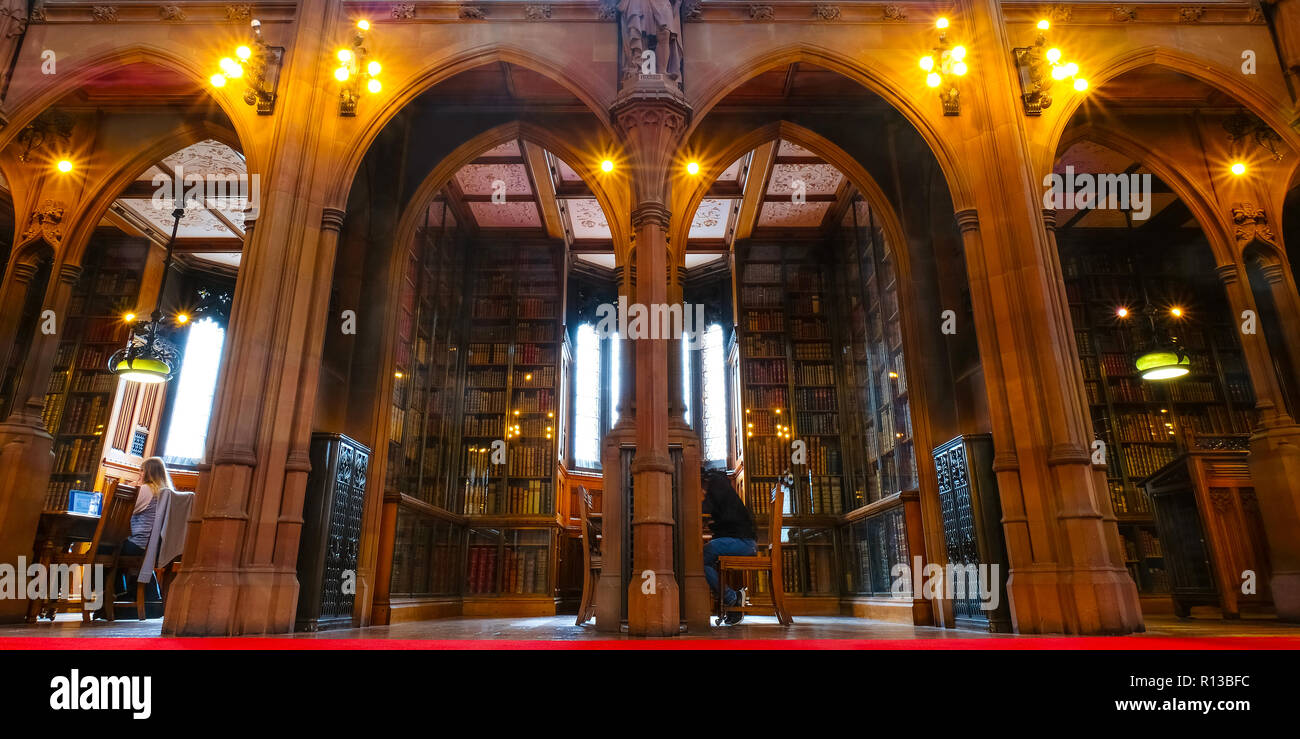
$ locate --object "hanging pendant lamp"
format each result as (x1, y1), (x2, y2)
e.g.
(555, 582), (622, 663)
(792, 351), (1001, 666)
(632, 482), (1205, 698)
(108, 208), (185, 384)
(1132, 286), (1190, 382)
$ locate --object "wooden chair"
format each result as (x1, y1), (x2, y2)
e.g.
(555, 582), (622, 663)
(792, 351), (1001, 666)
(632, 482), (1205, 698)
(29, 480), (138, 622)
(575, 486), (601, 626)
(716, 477), (793, 626)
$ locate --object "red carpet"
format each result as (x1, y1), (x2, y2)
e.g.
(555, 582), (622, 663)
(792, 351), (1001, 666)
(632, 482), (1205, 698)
(3, 636), (1300, 650)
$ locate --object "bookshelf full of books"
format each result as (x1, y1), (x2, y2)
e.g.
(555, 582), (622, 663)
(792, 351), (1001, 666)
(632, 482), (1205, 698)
(457, 241), (562, 604)
(1059, 231), (1256, 597)
(44, 238), (148, 511)
(385, 211), (469, 599)
(735, 242), (841, 598)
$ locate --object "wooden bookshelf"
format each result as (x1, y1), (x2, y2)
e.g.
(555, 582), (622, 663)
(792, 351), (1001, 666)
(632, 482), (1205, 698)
(43, 239), (148, 511)
(1059, 232), (1257, 599)
(458, 241), (563, 608)
(384, 217), (469, 604)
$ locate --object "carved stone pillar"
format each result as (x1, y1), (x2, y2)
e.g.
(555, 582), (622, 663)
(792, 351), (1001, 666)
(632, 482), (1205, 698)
(162, 0), (348, 635)
(0, 263), (81, 624)
(597, 263), (636, 632)
(668, 262), (709, 630)
(0, 261), (41, 406)
(1216, 262), (1300, 620)
(612, 78), (690, 635)
(1255, 260), (1300, 405)
(948, 0), (1143, 634)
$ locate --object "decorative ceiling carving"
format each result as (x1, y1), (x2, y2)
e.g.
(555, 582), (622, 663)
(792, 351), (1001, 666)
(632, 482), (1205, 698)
(468, 200), (542, 228)
(454, 163), (532, 196)
(758, 200), (831, 228)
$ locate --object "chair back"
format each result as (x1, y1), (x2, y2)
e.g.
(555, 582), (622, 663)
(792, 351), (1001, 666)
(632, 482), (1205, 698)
(766, 477), (787, 561)
(578, 486), (600, 566)
(90, 480), (139, 557)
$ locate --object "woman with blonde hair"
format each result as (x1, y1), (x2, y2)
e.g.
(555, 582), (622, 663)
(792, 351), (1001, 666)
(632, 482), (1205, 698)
(123, 457), (173, 555)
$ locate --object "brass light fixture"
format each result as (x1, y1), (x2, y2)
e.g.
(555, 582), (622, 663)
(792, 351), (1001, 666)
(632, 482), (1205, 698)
(108, 209), (185, 384)
(210, 19), (284, 115)
(16, 110), (74, 164)
(1012, 20), (1087, 116)
(919, 18), (967, 116)
(336, 19), (383, 116)
(1122, 295), (1191, 382)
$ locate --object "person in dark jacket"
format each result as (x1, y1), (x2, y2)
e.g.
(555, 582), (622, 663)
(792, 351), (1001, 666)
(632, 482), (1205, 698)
(701, 469), (757, 624)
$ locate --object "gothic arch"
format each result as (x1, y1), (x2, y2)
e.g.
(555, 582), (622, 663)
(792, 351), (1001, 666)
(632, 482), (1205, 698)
(685, 44), (973, 210)
(327, 43), (618, 210)
(0, 43), (260, 173)
(53, 119), (243, 269)
(1041, 46), (1299, 177)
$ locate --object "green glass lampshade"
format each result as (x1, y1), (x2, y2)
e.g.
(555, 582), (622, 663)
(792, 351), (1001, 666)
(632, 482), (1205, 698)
(112, 356), (172, 384)
(1135, 349), (1190, 381)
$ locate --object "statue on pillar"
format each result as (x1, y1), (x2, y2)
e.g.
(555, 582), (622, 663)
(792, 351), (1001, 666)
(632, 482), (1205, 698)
(617, 0), (683, 85)
(0, 0), (30, 104)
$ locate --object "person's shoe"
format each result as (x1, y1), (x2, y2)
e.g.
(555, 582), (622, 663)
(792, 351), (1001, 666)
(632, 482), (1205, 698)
(724, 610), (745, 625)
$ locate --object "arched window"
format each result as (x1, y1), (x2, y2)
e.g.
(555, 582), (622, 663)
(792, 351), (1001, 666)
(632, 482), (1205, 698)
(572, 323), (602, 469)
(609, 331), (621, 426)
(681, 333), (692, 427)
(162, 316), (226, 465)
(700, 324), (727, 463)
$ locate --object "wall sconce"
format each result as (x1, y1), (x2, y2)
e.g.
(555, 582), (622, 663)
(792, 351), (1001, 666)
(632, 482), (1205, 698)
(919, 18), (966, 116)
(16, 110), (74, 164)
(1012, 20), (1086, 116)
(210, 19), (284, 115)
(336, 19), (383, 116)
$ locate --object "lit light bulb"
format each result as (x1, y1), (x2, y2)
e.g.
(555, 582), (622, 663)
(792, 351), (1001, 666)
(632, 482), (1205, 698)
(1230, 162), (1246, 176)
(337, 49), (353, 63)
(600, 159), (614, 173)
(211, 73), (227, 88)
(1051, 65), (1070, 81)
(953, 62), (968, 76)
(686, 161), (700, 175)
(951, 46), (966, 62)
(236, 45), (252, 61)
(926, 72), (942, 87)
(1116, 307), (1129, 318)
(176, 313), (190, 324)
(394, 371), (404, 379)
(1062, 62), (1079, 77)
(56, 159), (73, 173)
(1037, 20), (1050, 30)
(219, 57), (242, 78)
(335, 66), (350, 82)
(936, 17), (949, 29)
(1073, 78), (1088, 92)
(367, 60), (381, 76)
(367, 78), (381, 94)
(124, 313), (136, 322)
(919, 56), (934, 71)
(525, 373), (533, 381)
(356, 19), (370, 30)
(1170, 307), (1183, 318)
(1046, 47), (1062, 64)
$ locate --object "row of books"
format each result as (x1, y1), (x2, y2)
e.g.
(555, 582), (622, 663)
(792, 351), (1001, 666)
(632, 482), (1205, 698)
(81, 269), (143, 298)
(71, 345), (111, 371)
(741, 263), (782, 283)
(516, 322), (554, 342)
(514, 366), (554, 386)
(1120, 443), (1178, 479)
(515, 298), (557, 320)
(507, 444), (553, 477)
(502, 481), (552, 515)
(44, 481), (77, 511)
(743, 335), (785, 357)
(793, 342), (832, 360)
(794, 363), (835, 386)
(1108, 481), (1152, 516)
(794, 387), (837, 411)
(800, 437), (843, 476)
(795, 411), (839, 434)
(790, 319), (828, 340)
(466, 546), (550, 595)
(743, 311), (785, 332)
(53, 438), (100, 476)
(1107, 409), (1179, 443)
(743, 386), (788, 409)
(802, 475), (843, 515)
(741, 286), (784, 308)
(467, 368), (506, 387)
(789, 295), (825, 316)
(743, 436), (792, 477)
(744, 359), (788, 385)
(463, 389), (506, 414)
(785, 268), (825, 292)
(515, 344), (555, 365)
(468, 343), (509, 365)
(470, 323), (512, 342)
(473, 274), (513, 295)
(511, 389), (554, 414)
(57, 395), (108, 435)
(472, 298), (511, 319)
(77, 317), (129, 344)
(463, 416), (504, 437)
(1120, 527), (1164, 560)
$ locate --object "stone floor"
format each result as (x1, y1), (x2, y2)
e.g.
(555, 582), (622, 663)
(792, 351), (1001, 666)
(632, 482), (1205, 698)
(2, 612), (1297, 641)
